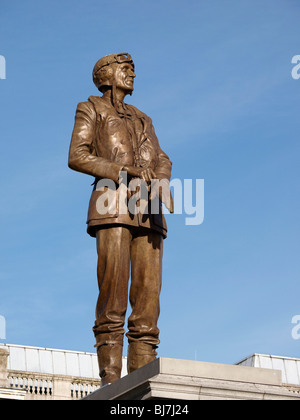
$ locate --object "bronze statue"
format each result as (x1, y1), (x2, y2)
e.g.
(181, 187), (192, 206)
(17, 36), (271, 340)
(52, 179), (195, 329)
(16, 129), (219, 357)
(68, 53), (173, 385)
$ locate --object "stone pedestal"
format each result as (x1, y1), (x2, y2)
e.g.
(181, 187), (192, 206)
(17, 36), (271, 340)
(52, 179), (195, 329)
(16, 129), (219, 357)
(83, 357), (300, 400)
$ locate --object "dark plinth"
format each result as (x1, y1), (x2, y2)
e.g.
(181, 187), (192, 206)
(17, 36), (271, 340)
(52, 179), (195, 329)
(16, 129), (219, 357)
(82, 357), (300, 400)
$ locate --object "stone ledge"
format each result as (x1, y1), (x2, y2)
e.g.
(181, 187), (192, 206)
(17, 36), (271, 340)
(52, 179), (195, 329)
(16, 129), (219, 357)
(0, 387), (27, 400)
(83, 357), (300, 400)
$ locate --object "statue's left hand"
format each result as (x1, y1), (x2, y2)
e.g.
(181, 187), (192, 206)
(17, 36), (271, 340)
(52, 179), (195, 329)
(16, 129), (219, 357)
(149, 178), (174, 214)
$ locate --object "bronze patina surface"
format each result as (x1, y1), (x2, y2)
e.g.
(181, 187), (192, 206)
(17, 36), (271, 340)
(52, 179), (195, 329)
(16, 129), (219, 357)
(69, 53), (173, 385)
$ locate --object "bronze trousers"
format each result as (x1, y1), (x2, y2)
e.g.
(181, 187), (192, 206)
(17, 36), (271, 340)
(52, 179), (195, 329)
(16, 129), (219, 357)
(93, 225), (163, 349)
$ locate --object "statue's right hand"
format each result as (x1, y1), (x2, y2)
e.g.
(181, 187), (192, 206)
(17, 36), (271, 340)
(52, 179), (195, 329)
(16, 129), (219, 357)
(123, 165), (141, 177)
(123, 166), (156, 183)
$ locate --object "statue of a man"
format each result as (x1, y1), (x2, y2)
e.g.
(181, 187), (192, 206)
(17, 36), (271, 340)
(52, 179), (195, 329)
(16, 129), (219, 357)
(68, 53), (173, 385)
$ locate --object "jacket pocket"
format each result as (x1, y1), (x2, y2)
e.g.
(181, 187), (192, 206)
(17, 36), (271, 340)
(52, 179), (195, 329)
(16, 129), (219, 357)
(87, 187), (119, 221)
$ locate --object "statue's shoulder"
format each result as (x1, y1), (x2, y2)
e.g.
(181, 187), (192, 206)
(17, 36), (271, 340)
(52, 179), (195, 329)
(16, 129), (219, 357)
(75, 96), (110, 120)
(75, 98), (97, 119)
(87, 95), (111, 114)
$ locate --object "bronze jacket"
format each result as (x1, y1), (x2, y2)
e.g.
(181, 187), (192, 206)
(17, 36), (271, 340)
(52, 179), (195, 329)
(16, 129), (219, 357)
(69, 95), (172, 238)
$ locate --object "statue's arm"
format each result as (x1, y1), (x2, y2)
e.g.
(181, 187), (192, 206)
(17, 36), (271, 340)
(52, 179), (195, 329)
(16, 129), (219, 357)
(68, 101), (124, 182)
(148, 118), (172, 181)
(148, 117), (174, 213)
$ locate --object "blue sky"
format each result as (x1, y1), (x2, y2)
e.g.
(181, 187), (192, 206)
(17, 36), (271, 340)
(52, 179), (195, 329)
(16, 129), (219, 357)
(0, 0), (299, 364)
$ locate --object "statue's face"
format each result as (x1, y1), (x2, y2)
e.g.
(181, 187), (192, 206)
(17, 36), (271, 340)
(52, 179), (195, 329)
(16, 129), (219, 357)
(113, 62), (136, 93)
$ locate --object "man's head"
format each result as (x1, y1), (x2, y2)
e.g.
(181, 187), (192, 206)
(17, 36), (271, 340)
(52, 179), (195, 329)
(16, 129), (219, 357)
(93, 53), (135, 94)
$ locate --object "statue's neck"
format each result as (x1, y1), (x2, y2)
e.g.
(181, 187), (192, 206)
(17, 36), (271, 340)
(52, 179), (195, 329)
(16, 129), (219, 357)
(102, 88), (127, 106)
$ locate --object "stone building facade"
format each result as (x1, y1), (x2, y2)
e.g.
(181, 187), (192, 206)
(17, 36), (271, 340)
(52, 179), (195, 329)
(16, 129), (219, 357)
(1, 342), (299, 400)
(0, 343), (127, 400)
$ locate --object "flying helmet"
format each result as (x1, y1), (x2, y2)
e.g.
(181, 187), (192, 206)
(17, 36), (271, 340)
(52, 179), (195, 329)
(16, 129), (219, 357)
(92, 52), (134, 91)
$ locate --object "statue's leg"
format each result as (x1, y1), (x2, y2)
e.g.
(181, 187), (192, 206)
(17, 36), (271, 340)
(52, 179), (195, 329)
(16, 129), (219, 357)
(93, 226), (131, 384)
(127, 230), (163, 373)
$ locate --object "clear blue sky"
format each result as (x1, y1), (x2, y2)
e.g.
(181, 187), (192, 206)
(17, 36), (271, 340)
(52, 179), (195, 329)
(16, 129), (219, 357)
(0, 0), (299, 364)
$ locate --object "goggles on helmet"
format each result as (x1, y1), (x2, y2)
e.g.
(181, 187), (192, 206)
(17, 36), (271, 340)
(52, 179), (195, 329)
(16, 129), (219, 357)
(93, 53), (134, 76)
